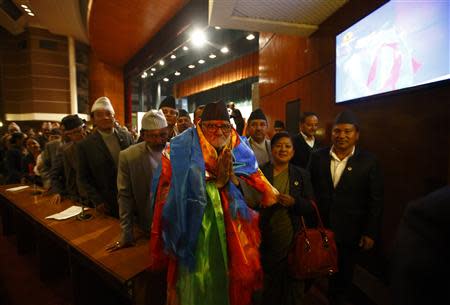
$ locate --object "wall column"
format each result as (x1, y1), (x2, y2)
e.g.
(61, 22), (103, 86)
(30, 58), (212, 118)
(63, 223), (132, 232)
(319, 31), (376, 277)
(68, 36), (78, 114)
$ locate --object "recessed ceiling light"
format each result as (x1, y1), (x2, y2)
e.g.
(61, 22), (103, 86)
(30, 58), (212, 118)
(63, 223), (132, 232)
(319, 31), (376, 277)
(24, 8), (31, 13)
(163, 78), (169, 82)
(159, 60), (165, 66)
(188, 64), (195, 69)
(174, 71), (181, 76)
(151, 67), (156, 71)
(150, 73), (154, 76)
(246, 34), (255, 40)
(198, 59), (205, 64)
(215, 26), (221, 30)
(170, 54), (176, 59)
(28, 12), (35, 16)
(21, 4), (28, 8)
(220, 47), (229, 54)
(141, 72), (148, 78)
(183, 46), (189, 51)
(209, 53), (216, 59)
(191, 29), (206, 48)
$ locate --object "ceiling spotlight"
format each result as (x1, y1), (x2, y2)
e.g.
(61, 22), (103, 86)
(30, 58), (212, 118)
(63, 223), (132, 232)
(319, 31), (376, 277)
(220, 47), (229, 54)
(141, 72), (148, 78)
(198, 59), (205, 64)
(183, 46), (189, 51)
(24, 8), (31, 13)
(28, 12), (35, 16)
(151, 67), (156, 71)
(246, 34), (255, 40)
(159, 60), (165, 66)
(170, 54), (176, 59)
(163, 78), (169, 82)
(191, 29), (206, 48)
(174, 71), (181, 76)
(209, 53), (216, 59)
(215, 26), (221, 30)
(150, 73), (154, 76)
(21, 4), (28, 8)
(188, 64), (195, 69)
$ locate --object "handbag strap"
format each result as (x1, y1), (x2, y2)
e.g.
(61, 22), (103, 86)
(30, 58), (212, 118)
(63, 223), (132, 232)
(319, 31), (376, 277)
(301, 200), (325, 229)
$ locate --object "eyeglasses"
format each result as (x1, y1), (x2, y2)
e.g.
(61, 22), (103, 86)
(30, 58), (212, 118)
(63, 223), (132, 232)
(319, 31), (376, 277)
(202, 123), (232, 133)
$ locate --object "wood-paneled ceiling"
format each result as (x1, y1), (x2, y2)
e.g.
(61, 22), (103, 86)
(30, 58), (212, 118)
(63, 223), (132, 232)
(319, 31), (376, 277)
(88, 0), (189, 67)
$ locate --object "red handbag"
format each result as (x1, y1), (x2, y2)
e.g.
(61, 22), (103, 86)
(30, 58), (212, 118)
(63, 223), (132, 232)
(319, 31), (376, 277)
(288, 201), (338, 279)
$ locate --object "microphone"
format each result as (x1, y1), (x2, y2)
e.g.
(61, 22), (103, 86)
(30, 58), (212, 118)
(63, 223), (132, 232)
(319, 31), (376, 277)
(77, 198), (93, 221)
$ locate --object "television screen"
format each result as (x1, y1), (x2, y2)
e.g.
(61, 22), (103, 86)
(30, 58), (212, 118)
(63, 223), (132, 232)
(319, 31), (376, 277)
(336, 0), (450, 103)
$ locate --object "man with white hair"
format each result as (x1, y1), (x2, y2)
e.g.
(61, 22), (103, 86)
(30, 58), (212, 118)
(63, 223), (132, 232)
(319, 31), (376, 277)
(77, 96), (134, 218)
(107, 110), (169, 251)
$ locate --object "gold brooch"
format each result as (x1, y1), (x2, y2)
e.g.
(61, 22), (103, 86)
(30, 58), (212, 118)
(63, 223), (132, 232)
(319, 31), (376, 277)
(294, 181), (299, 186)
(347, 167), (352, 171)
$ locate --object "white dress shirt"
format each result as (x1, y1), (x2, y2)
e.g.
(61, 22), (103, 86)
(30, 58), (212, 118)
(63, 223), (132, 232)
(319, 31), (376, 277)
(330, 146), (355, 188)
(300, 131), (315, 148)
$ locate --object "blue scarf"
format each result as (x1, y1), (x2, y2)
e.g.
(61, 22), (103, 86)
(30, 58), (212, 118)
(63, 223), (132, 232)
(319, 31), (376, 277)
(158, 128), (259, 269)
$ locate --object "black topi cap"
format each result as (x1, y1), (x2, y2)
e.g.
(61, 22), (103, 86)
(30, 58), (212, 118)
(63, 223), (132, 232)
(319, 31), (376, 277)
(200, 100), (230, 122)
(159, 96), (176, 109)
(61, 114), (84, 131)
(334, 110), (359, 129)
(274, 120), (285, 128)
(248, 108), (267, 122)
(178, 109), (190, 118)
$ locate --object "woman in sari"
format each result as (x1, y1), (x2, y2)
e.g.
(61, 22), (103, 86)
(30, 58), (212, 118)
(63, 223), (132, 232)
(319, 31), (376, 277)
(260, 131), (315, 305)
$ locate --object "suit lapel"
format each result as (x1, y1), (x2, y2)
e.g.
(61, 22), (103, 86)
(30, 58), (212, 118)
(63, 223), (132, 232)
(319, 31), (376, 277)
(323, 151), (334, 190)
(93, 131), (115, 165)
(139, 143), (152, 188)
(115, 129), (129, 150)
(334, 148), (359, 190)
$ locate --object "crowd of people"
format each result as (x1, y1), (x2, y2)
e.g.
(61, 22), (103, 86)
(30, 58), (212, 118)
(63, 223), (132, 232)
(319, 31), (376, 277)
(0, 96), (390, 305)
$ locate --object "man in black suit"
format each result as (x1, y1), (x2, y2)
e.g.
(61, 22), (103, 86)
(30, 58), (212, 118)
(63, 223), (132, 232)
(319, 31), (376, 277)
(77, 97), (134, 218)
(291, 112), (321, 169)
(391, 186), (450, 305)
(308, 110), (383, 305)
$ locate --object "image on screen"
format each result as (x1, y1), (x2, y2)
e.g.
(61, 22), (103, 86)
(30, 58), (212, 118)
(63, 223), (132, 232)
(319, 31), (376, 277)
(336, 0), (450, 103)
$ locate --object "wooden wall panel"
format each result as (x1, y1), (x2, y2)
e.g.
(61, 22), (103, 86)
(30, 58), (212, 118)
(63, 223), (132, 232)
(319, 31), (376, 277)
(31, 76), (70, 89)
(1, 27), (71, 119)
(30, 51), (68, 66)
(89, 51), (124, 125)
(258, 0), (450, 258)
(31, 64), (69, 78)
(175, 52), (259, 98)
(4, 101), (70, 114)
(259, 33), (306, 98)
(3, 77), (32, 90)
(32, 89), (70, 102)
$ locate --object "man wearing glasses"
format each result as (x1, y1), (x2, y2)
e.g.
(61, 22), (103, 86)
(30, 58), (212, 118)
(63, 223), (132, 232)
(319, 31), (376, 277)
(107, 110), (169, 251)
(159, 95), (179, 140)
(150, 100), (278, 305)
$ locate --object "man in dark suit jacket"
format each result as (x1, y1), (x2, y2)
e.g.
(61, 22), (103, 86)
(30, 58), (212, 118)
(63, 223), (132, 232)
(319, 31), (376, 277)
(77, 97), (133, 218)
(291, 112), (321, 169)
(309, 111), (383, 305)
(391, 186), (450, 305)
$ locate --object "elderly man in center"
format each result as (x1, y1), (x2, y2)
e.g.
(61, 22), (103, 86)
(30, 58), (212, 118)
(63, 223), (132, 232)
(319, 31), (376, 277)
(150, 100), (278, 305)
